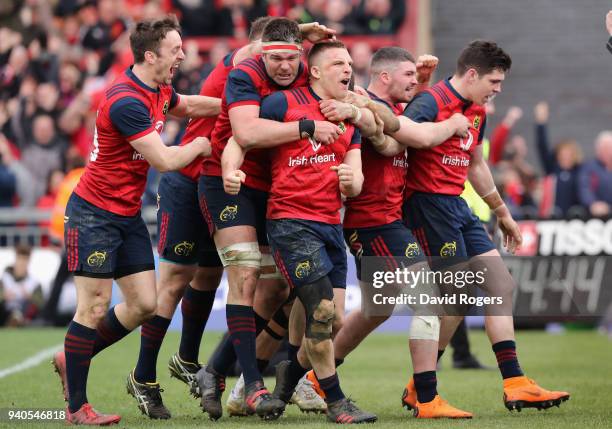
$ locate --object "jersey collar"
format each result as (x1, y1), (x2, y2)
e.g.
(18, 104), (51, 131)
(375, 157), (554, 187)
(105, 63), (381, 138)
(443, 77), (471, 106)
(126, 66), (159, 93)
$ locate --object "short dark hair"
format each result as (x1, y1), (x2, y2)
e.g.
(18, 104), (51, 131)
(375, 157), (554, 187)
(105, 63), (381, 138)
(308, 40), (347, 67)
(370, 47), (415, 75)
(249, 16), (273, 41)
(456, 40), (511, 76)
(15, 243), (31, 257)
(261, 17), (302, 45)
(130, 15), (181, 64)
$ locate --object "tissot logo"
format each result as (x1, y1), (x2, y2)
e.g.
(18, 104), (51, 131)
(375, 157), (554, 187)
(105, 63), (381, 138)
(535, 219), (612, 256)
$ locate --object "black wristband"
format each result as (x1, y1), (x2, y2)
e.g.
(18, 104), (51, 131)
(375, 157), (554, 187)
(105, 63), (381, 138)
(607, 36), (612, 55)
(299, 119), (315, 139)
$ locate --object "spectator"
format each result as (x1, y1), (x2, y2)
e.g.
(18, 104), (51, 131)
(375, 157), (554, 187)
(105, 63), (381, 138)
(321, 0), (360, 35)
(20, 114), (66, 203)
(533, 101), (582, 217)
(291, 0), (326, 25)
(578, 131), (612, 217)
(350, 41), (372, 87)
(0, 244), (44, 326)
(81, 0), (129, 75)
(355, 0), (405, 35)
(0, 132), (36, 206)
(488, 105), (522, 166)
(606, 9), (612, 54)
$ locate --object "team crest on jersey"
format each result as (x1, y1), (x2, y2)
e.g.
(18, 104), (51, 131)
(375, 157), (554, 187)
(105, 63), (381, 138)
(162, 100), (169, 115)
(220, 205), (238, 221)
(337, 121), (346, 134)
(295, 261), (312, 279)
(473, 115), (481, 129)
(405, 242), (421, 258)
(440, 241), (457, 258)
(174, 241), (195, 256)
(309, 137), (321, 152)
(459, 132), (474, 151)
(87, 251), (107, 267)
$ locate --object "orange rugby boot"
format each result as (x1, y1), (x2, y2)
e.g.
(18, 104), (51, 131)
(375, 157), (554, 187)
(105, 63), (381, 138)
(400, 377), (417, 411)
(503, 376), (570, 411)
(305, 370), (326, 399)
(414, 395), (473, 419)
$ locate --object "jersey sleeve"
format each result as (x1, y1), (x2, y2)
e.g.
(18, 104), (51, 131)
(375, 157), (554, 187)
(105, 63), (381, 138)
(477, 114), (487, 142)
(349, 128), (361, 149)
(402, 92), (438, 123)
(225, 69), (261, 109)
(259, 92), (288, 122)
(108, 96), (154, 140)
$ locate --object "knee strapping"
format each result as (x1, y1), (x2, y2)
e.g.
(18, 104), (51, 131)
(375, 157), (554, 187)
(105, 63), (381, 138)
(260, 253), (283, 279)
(296, 277), (335, 341)
(409, 315), (440, 341)
(217, 242), (261, 268)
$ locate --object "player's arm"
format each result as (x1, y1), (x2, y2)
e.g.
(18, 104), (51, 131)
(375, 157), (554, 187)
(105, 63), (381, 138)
(221, 136), (246, 195)
(170, 93), (221, 118)
(228, 75), (341, 148)
(468, 145), (522, 253)
(110, 96), (211, 172)
(348, 91), (400, 133)
(299, 22), (337, 42)
(319, 99), (377, 137)
(392, 114), (469, 149)
(131, 133), (211, 172)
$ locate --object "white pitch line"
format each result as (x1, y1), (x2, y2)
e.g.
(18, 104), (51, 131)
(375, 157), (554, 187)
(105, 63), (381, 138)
(0, 343), (63, 379)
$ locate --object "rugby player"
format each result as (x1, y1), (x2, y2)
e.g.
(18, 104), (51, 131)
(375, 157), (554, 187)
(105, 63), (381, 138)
(401, 40), (570, 413)
(51, 15), (220, 425)
(257, 40), (377, 423)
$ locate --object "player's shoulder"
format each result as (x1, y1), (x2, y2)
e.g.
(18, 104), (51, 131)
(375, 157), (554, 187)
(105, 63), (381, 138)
(234, 55), (268, 83)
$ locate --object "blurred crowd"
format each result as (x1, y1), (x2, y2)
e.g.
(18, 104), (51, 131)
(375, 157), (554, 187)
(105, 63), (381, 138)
(1, 0), (611, 228)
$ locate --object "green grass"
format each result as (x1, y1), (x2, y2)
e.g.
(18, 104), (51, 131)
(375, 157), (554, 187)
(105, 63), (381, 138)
(0, 328), (610, 428)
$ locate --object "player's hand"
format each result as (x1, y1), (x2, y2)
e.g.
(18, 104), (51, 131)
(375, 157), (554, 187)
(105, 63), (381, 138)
(223, 169), (246, 195)
(320, 99), (356, 122)
(503, 106), (523, 127)
(450, 113), (471, 137)
(192, 136), (212, 157)
(498, 214), (522, 254)
(299, 22), (336, 43)
(533, 102), (549, 124)
(346, 91), (371, 108)
(330, 163), (354, 195)
(606, 10), (612, 36)
(415, 54), (439, 84)
(314, 121), (342, 145)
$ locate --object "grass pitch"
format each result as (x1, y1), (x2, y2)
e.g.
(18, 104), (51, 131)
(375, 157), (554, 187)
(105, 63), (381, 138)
(0, 328), (610, 428)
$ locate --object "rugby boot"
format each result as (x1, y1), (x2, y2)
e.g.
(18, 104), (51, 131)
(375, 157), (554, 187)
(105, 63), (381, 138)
(413, 395), (473, 419)
(66, 403), (121, 426)
(503, 376), (570, 411)
(291, 375), (327, 413)
(226, 374), (253, 417)
(126, 370), (171, 419)
(326, 397), (377, 424)
(168, 352), (202, 397)
(51, 350), (68, 401)
(194, 365), (225, 420)
(401, 377), (416, 411)
(245, 380), (286, 420)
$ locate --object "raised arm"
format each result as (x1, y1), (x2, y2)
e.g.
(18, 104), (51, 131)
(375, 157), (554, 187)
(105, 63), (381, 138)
(170, 94), (221, 118)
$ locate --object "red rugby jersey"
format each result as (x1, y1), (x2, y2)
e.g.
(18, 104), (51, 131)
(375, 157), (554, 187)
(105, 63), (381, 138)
(201, 55), (309, 192)
(178, 50), (236, 181)
(402, 78), (487, 198)
(343, 91), (407, 228)
(75, 67), (178, 216)
(261, 86), (361, 224)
